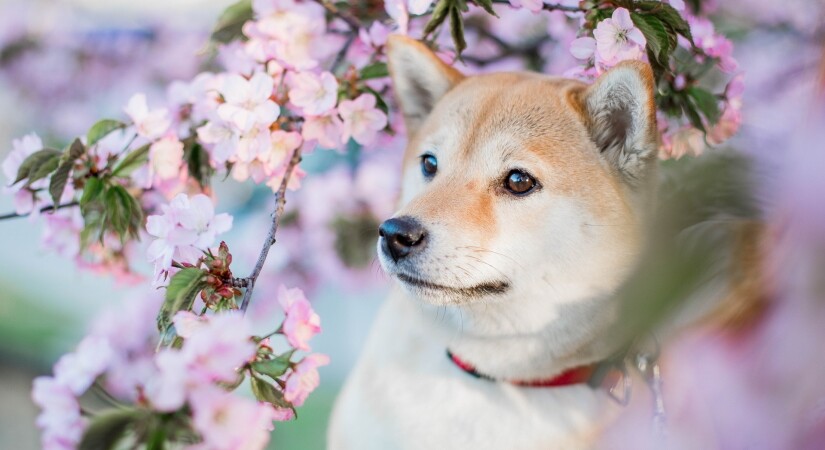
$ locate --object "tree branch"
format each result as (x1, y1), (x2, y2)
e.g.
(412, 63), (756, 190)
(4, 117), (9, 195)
(239, 148), (303, 312)
(0, 201), (79, 220)
(487, 0), (585, 13)
(311, 0), (361, 30)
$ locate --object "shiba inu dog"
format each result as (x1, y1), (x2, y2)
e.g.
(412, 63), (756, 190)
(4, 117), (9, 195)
(328, 35), (759, 449)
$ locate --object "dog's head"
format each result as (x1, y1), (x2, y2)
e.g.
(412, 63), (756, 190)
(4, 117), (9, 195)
(379, 36), (658, 369)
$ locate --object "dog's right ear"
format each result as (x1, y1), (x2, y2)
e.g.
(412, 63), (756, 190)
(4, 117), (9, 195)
(386, 35), (464, 135)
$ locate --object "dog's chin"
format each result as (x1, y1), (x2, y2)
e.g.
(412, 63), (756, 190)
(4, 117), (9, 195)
(391, 271), (510, 305)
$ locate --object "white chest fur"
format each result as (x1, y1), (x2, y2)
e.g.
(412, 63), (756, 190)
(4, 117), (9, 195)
(328, 292), (621, 450)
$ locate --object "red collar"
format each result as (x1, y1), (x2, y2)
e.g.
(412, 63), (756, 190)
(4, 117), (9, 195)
(447, 350), (618, 389)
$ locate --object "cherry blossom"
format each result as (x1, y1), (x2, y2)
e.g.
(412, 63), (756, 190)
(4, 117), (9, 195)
(2, 133), (46, 215)
(149, 135), (185, 181)
(31, 377), (85, 450)
(278, 285), (321, 351)
(339, 93), (388, 146)
(287, 71), (339, 116)
(509, 0), (544, 13)
(217, 72), (279, 132)
(592, 8), (646, 66)
(284, 353), (329, 407)
(146, 193), (233, 281)
(53, 336), (114, 395)
(190, 386), (276, 450)
(124, 93), (171, 140)
(302, 112), (344, 149)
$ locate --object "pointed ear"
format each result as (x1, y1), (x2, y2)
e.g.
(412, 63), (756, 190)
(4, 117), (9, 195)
(386, 35), (464, 135)
(580, 61), (658, 183)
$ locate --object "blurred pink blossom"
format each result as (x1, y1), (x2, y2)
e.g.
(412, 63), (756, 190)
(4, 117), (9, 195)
(217, 72), (279, 132)
(278, 285), (321, 351)
(124, 93), (171, 140)
(303, 111), (344, 149)
(339, 93), (388, 145)
(287, 71), (339, 116)
(284, 353), (329, 407)
(190, 386), (276, 450)
(146, 193), (233, 281)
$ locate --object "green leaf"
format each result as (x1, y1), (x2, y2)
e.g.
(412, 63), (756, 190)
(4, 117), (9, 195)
(157, 267), (208, 332)
(424, 0), (451, 36)
(449, 5), (467, 55)
(80, 177), (105, 210)
(104, 186), (130, 239)
(252, 350), (295, 379)
(211, 0), (253, 44)
(87, 119), (126, 147)
(251, 376), (293, 410)
(184, 139), (212, 189)
(49, 138), (85, 207)
(359, 62), (389, 80)
(112, 143), (150, 177)
(686, 86), (721, 126)
(79, 409), (142, 450)
(474, 0), (498, 17)
(631, 13), (671, 66)
(13, 149), (60, 185)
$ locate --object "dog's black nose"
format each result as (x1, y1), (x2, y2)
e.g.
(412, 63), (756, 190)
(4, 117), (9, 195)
(379, 216), (427, 262)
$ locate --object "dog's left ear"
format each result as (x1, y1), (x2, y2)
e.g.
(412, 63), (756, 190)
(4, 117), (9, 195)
(579, 61), (658, 183)
(386, 35), (465, 136)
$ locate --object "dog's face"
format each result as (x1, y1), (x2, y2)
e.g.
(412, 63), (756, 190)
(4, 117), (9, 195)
(379, 36), (657, 360)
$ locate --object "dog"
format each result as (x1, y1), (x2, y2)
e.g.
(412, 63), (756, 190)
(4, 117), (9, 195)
(328, 35), (762, 449)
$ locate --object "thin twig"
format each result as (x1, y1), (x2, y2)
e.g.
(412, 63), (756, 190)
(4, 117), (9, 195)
(239, 148), (303, 313)
(0, 200), (79, 220)
(311, 0), (361, 30)
(488, 0), (585, 13)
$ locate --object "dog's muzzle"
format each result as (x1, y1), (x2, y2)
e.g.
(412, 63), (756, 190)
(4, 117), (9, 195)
(378, 216), (427, 262)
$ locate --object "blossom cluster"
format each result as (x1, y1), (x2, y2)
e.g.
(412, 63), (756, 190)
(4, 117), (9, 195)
(32, 283), (326, 449)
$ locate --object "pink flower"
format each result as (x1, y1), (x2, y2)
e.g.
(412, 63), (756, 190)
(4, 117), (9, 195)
(272, 407), (295, 421)
(173, 310), (209, 338)
(287, 71), (339, 116)
(144, 349), (189, 412)
(338, 93), (388, 145)
(690, 17), (738, 73)
(570, 37), (596, 60)
(217, 72), (279, 132)
(124, 93), (171, 140)
(303, 112), (344, 149)
(32, 377), (85, 450)
(509, 0), (544, 13)
(149, 135), (184, 181)
(278, 285), (321, 351)
(42, 208), (83, 258)
(53, 336), (114, 395)
(190, 386), (275, 450)
(407, 0), (435, 15)
(592, 8), (647, 66)
(197, 116), (241, 165)
(384, 0), (410, 34)
(182, 312), (257, 383)
(284, 353), (329, 407)
(2, 133), (46, 215)
(359, 21), (390, 48)
(264, 130), (303, 171)
(146, 193), (233, 281)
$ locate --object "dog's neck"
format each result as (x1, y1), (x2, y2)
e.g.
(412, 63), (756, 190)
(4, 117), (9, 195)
(405, 281), (627, 381)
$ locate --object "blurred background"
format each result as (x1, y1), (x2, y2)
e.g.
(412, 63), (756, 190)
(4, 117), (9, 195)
(0, 0), (823, 449)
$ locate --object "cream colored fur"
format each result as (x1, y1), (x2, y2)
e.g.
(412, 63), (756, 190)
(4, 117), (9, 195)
(328, 35), (661, 450)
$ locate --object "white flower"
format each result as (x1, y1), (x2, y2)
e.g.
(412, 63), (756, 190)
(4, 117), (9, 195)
(217, 72), (280, 132)
(124, 93), (171, 140)
(287, 71), (339, 116)
(592, 8), (647, 66)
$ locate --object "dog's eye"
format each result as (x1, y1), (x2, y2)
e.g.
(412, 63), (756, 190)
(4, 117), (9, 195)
(421, 154), (438, 178)
(504, 170), (537, 195)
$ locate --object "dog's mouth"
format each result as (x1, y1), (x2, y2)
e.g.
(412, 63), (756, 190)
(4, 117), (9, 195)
(396, 272), (510, 298)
